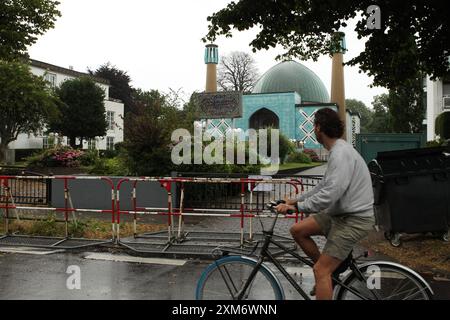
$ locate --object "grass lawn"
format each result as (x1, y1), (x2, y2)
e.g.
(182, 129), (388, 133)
(0, 217), (166, 240)
(278, 162), (323, 171)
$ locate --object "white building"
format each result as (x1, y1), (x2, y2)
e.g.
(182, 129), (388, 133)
(8, 59), (124, 156)
(426, 74), (450, 141)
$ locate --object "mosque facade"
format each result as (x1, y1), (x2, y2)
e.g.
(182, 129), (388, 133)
(201, 44), (361, 153)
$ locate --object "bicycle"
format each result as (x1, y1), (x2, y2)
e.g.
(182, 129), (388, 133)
(196, 201), (434, 300)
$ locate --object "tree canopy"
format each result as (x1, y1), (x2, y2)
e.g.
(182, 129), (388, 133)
(90, 63), (135, 115)
(0, 61), (58, 162)
(0, 0), (61, 61)
(345, 99), (373, 133)
(204, 0), (450, 90)
(51, 77), (107, 148)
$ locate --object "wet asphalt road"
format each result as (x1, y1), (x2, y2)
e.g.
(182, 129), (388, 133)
(0, 249), (449, 300)
(0, 250), (314, 300)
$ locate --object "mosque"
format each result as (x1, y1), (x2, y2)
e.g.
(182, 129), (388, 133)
(200, 38), (361, 155)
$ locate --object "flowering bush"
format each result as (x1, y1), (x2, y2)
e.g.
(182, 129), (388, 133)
(52, 148), (84, 167)
(303, 149), (320, 162)
(26, 146), (85, 168)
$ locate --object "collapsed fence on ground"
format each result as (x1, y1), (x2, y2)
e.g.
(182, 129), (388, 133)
(0, 173), (323, 254)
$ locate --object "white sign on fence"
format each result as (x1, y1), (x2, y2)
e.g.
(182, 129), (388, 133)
(248, 175), (274, 192)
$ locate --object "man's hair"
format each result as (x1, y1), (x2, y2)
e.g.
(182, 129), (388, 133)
(314, 108), (344, 138)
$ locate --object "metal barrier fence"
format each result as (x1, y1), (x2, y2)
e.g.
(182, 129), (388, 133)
(0, 175), (114, 249)
(115, 175), (323, 247)
(0, 174), (323, 252)
(0, 169), (50, 206)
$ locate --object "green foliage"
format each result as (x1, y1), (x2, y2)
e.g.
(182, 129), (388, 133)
(28, 214), (58, 236)
(51, 77), (106, 149)
(425, 140), (444, 148)
(387, 74), (425, 133)
(368, 94), (393, 133)
(90, 63), (135, 115)
(122, 90), (174, 176)
(368, 74), (426, 134)
(262, 128), (295, 164)
(435, 112), (450, 140)
(79, 149), (100, 166)
(68, 220), (87, 238)
(345, 99), (373, 133)
(174, 139), (262, 174)
(0, 0), (61, 61)
(88, 157), (129, 176)
(0, 60), (58, 161)
(204, 1), (449, 90)
(286, 152), (312, 164)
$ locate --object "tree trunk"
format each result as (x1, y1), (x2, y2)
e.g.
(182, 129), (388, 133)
(69, 136), (76, 149)
(0, 142), (8, 164)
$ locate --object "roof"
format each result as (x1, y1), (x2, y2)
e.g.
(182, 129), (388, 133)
(30, 59), (110, 85)
(252, 60), (329, 103)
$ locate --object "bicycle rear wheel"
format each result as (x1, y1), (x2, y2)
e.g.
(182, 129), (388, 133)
(196, 256), (284, 300)
(335, 262), (433, 300)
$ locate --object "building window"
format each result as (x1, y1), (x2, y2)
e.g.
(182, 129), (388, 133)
(43, 136), (54, 149)
(106, 137), (115, 150)
(88, 138), (97, 150)
(107, 111), (115, 130)
(44, 73), (57, 88)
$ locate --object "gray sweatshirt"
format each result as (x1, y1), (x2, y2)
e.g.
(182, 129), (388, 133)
(297, 139), (374, 217)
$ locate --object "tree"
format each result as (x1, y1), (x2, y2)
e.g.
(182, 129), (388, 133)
(89, 63), (135, 115)
(218, 51), (260, 92)
(51, 77), (106, 149)
(0, 61), (57, 162)
(0, 0), (61, 61)
(387, 73), (426, 133)
(435, 112), (450, 141)
(122, 89), (175, 176)
(204, 1), (450, 90)
(345, 99), (373, 133)
(369, 93), (392, 133)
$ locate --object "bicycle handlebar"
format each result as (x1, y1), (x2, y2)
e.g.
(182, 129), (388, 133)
(266, 200), (296, 216)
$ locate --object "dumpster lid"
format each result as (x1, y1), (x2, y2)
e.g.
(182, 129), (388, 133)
(377, 146), (447, 161)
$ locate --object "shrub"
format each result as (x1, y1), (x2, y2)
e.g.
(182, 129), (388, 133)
(26, 146), (85, 168)
(425, 140), (444, 148)
(88, 157), (129, 176)
(79, 149), (100, 166)
(303, 149), (320, 162)
(435, 112), (450, 140)
(286, 152), (312, 164)
(99, 149), (119, 159)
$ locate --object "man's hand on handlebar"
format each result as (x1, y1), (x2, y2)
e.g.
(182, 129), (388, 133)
(283, 198), (298, 206)
(275, 203), (297, 215)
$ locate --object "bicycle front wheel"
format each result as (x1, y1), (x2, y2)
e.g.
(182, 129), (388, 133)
(196, 256), (284, 300)
(335, 262), (433, 300)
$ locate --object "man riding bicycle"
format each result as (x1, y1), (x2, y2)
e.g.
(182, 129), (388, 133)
(276, 108), (375, 300)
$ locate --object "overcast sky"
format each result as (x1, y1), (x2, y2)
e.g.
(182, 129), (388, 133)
(28, 0), (388, 108)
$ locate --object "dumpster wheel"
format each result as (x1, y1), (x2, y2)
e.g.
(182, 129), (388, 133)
(390, 233), (401, 247)
(431, 231), (449, 242)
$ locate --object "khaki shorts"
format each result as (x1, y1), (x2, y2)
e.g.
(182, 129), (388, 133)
(312, 212), (375, 261)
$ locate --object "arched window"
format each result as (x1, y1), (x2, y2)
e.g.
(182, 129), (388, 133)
(249, 108), (279, 130)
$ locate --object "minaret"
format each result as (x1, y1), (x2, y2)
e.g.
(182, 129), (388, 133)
(330, 32), (347, 138)
(205, 44), (219, 92)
